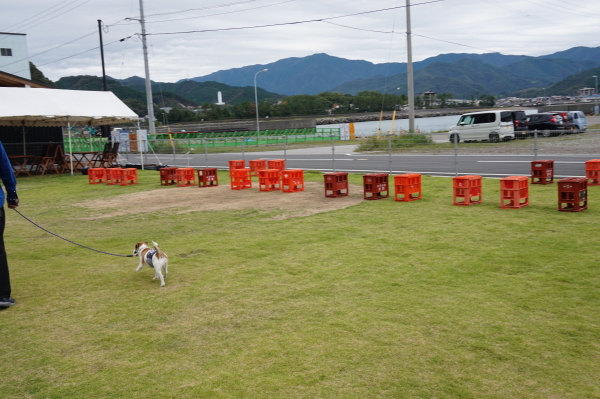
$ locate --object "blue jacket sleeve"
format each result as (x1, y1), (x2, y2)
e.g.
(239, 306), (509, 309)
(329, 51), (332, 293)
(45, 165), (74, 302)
(0, 142), (17, 202)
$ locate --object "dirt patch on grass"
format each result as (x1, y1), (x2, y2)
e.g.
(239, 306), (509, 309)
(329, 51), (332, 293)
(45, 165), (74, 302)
(76, 181), (364, 220)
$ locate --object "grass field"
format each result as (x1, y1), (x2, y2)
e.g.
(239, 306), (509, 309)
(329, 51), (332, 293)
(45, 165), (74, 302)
(1, 170), (600, 398)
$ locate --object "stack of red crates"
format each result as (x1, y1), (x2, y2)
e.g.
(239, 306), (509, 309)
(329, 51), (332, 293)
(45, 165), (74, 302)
(500, 176), (528, 209)
(363, 173), (389, 200)
(394, 174), (422, 202)
(453, 175), (482, 206)
(324, 172), (349, 198)
(281, 170), (304, 193)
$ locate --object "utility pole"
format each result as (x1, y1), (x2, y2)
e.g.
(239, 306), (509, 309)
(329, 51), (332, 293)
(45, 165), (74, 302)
(97, 20), (111, 138)
(138, 0), (156, 135)
(406, 0), (415, 133)
(97, 20), (108, 91)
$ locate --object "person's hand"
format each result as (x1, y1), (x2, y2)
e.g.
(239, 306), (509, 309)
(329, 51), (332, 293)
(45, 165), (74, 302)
(7, 196), (18, 209)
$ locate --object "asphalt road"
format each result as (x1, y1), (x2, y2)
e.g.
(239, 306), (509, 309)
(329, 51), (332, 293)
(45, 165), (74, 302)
(119, 115), (600, 178)
(124, 144), (595, 179)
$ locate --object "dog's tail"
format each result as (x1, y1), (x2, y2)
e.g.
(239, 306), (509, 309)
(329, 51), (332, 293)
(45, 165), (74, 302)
(152, 241), (167, 259)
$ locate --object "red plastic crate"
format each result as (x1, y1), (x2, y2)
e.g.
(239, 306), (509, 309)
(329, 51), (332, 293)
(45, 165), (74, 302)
(176, 168), (196, 187)
(363, 173), (389, 200)
(230, 168), (252, 190)
(394, 173), (422, 202)
(159, 167), (178, 186)
(500, 176), (528, 209)
(258, 169), (281, 191)
(558, 177), (587, 212)
(281, 170), (304, 193)
(197, 168), (218, 187)
(453, 175), (482, 206)
(324, 172), (349, 198)
(531, 160), (554, 185)
(249, 159), (267, 176)
(267, 159), (286, 172)
(120, 168), (139, 186)
(87, 168), (105, 184)
(585, 159), (600, 186)
(228, 160), (245, 171)
(105, 168), (122, 185)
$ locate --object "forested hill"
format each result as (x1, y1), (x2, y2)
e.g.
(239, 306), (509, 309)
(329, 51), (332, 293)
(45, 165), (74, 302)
(54, 75), (284, 117)
(184, 47), (600, 97)
(115, 76), (285, 106)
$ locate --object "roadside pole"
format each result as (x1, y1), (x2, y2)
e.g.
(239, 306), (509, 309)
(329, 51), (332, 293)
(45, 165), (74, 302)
(331, 134), (336, 172)
(388, 134), (392, 173)
(534, 130), (538, 158)
(204, 139), (209, 167)
(453, 133), (458, 176)
(241, 138), (245, 161)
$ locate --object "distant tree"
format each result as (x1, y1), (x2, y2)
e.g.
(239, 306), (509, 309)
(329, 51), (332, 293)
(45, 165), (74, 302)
(29, 62), (56, 87)
(438, 93), (453, 108)
(479, 94), (496, 107)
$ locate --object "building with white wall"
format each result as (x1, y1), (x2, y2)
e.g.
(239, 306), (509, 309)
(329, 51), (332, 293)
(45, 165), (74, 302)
(0, 32), (31, 80)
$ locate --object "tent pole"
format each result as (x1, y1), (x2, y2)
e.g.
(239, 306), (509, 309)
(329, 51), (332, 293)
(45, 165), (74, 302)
(21, 123), (26, 155)
(68, 116), (74, 176)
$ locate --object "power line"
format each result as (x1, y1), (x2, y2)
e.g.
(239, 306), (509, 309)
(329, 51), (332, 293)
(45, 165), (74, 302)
(322, 21), (392, 34)
(143, 0), (444, 37)
(1, 0), (94, 34)
(138, 0), (296, 26)
(144, 0), (260, 18)
(0, 31), (98, 68)
(0, 0), (73, 31)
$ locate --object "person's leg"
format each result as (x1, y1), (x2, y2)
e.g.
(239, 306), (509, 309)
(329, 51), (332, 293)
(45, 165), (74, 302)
(0, 207), (11, 299)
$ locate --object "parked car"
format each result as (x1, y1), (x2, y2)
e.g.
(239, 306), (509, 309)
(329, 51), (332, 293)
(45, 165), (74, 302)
(527, 113), (566, 136)
(449, 110), (515, 143)
(511, 110), (529, 139)
(567, 111), (588, 132)
(552, 111), (575, 132)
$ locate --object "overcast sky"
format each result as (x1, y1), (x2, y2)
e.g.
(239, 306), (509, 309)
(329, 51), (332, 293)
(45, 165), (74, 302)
(1, 0), (599, 83)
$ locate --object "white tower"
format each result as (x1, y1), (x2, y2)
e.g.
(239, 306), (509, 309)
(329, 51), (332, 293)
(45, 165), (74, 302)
(216, 91), (225, 105)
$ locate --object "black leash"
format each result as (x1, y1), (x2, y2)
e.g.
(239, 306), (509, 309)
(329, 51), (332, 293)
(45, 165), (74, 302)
(13, 208), (134, 257)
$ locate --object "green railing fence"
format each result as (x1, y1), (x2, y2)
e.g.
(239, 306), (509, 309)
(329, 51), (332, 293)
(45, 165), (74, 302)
(64, 128), (341, 153)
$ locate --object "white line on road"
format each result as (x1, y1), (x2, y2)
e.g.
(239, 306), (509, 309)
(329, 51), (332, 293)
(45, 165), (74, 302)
(477, 161), (584, 164)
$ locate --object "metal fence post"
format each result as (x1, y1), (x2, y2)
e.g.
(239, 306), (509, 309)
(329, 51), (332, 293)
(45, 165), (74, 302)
(331, 134), (336, 172)
(242, 138), (245, 161)
(171, 137), (177, 167)
(454, 132), (459, 176)
(283, 135), (287, 165)
(388, 134), (392, 174)
(204, 139), (208, 167)
(534, 130), (538, 158)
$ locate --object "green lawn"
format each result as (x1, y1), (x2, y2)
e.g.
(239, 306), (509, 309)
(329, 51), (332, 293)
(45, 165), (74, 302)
(1, 171), (599, 398)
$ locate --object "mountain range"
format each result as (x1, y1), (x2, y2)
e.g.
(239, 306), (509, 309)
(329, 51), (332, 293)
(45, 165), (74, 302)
(183, 46), (600, 97)
(52, 46), (600, 116)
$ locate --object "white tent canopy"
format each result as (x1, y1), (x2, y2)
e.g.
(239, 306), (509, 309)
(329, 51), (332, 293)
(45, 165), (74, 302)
(0, 87), (139, 127)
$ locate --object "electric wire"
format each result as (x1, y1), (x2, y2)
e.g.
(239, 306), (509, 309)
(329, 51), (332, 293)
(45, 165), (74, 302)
(1, 0), (95, 34)
(378, 0), (402, 133)
(143, 0), (444, 37)
(0, 0), (73, 31)
(135, 0), (296, 26)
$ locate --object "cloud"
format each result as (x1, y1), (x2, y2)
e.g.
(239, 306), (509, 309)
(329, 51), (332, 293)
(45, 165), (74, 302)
(1, 0), (599, 82)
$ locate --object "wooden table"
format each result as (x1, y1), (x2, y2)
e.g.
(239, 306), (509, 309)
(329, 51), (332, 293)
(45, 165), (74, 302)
(8, 155), (33, 177)
(70, 151), (99, 170)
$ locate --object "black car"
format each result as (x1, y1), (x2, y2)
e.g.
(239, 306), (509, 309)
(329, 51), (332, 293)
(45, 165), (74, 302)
(527, 113), (565, 137)
(511, 110), (529, 139)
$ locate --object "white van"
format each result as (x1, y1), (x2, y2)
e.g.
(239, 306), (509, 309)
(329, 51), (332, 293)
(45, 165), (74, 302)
(449, 110), (515, 143)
